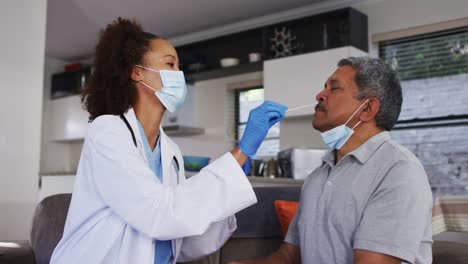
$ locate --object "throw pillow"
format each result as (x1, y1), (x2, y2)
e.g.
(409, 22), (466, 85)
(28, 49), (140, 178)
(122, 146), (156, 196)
(274, 200), (299, 238)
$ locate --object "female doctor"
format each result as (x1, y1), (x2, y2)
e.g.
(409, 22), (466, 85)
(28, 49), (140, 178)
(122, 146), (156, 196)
(50, 18), (287, 264)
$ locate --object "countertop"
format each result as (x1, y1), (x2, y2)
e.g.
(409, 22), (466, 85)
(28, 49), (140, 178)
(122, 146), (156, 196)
(39, 173), (305, 187)
(248, 176), (304, 187)
(40, 171), (77, 176)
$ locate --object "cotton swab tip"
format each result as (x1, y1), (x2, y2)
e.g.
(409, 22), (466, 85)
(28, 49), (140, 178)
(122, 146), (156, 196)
(286, 103), (316, 113)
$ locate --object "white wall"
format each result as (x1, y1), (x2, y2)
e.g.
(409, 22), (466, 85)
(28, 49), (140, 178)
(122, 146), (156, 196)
(354, 0), (468, 37)
(353, 0), (468, 56)
(0, 0), (47, 240)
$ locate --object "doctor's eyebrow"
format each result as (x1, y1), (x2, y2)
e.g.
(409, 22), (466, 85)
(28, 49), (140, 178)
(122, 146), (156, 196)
(163, 54), (177, 60)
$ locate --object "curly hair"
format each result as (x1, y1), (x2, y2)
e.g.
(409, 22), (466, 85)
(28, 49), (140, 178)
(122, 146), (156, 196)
(82, 17), (159, 121)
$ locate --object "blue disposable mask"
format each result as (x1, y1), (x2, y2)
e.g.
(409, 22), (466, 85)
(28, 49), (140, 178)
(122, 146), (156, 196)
(136, 65), (187, 112)
(320, 99), (369, 150)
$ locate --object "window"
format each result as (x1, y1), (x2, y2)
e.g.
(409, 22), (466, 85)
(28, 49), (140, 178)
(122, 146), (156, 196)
(380, 26), (468, 81)
(235, 87), (280, 158)
(379, 26), (468, 124)
(379, 26), (468, 196)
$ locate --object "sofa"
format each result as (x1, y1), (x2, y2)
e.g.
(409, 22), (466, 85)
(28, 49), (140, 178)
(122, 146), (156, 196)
(0, 186), (301, 264)
(1, 185), (468, 264)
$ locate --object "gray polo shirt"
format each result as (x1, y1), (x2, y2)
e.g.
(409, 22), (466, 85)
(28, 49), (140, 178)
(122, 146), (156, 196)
(285, 131), (433, 264)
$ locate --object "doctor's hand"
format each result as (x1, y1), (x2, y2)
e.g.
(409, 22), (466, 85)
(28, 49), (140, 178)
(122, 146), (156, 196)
(239, 100), (287, 158)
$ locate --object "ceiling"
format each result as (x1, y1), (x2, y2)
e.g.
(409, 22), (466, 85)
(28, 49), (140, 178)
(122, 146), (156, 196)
(46, 0), (344, 60)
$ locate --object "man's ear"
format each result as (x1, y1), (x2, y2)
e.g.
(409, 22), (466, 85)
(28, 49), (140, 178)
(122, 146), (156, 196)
(131, 65), (143, 82)
(360, 98), (380, 122)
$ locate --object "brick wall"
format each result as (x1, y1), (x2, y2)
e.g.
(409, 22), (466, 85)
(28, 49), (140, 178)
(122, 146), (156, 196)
(390, 74), (468, 196)
(398, 74), (468, 120)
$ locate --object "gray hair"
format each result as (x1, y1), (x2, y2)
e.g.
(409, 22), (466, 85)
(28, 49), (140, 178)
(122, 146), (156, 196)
(338, 57), (402, 131)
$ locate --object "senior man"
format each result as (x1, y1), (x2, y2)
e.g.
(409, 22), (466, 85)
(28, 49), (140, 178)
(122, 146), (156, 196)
(230, 57), (433, 264)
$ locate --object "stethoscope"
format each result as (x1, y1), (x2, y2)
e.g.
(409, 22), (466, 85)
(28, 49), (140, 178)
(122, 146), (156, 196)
(120, 114), (181, 180)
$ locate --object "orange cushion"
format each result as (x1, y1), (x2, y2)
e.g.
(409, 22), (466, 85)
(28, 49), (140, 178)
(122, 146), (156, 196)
(274, 200), (299, 238)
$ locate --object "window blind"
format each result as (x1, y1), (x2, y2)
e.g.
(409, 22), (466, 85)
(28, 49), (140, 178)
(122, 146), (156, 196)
(379, 26), (468, 81)
(234, 87), (280, 158)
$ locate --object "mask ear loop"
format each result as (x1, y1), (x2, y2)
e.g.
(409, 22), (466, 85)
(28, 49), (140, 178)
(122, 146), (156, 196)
(139, 80), (158, 92)
(352, 120), (362, 130)
(345, 99), (370, 127)
(135, 65), (160, 73)
(135, 65), (164, 92)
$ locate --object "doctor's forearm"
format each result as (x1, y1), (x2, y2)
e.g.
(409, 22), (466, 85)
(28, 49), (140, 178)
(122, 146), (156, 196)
(230, 147), (248, 166)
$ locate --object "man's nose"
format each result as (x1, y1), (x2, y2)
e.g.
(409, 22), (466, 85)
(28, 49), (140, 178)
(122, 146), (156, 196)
(315, 90), (326, 103)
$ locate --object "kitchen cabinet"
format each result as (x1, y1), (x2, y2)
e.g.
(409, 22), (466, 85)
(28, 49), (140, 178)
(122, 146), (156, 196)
(264, 46), (367, 117)
(48, 86), (203, 141)
(178, 8), (367, 83)
(50, 95), (89, 141)
(51, 66), (91, 99)
(161, 84), (205, 136)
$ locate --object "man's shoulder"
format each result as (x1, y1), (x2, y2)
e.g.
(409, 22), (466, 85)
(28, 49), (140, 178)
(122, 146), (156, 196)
(377, 137), (423, 169)
(376, 138), (431, 192)
(369, 138), (430, 189)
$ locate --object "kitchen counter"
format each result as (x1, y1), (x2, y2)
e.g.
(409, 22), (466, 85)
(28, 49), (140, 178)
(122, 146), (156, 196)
(40, 171), (77, 176)
(39, 173), (305, 186)
(248, 176), (304, 187)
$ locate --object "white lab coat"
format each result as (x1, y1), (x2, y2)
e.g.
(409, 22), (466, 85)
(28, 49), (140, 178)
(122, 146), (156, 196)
(50, 108), (257, 264)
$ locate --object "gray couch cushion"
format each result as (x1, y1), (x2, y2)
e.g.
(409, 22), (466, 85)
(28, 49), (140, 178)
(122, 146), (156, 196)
(0, 240), (35, 264)
(30, 193), (72, 264)
(232, 186), (302, 239)
(433, 240), (468, 264)
(220, 237), (283, 263)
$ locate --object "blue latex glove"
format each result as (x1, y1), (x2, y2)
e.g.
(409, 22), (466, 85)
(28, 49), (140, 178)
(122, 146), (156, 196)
(239, 100), (288, 158)
(242, 157), (251, 176)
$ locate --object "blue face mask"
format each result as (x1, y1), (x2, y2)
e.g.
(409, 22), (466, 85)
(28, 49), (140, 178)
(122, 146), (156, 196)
(136, 65), (187, 113)
(320, 99), (369, 150)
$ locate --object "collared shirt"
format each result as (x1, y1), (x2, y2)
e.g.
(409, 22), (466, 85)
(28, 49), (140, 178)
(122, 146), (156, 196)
(285, 131), (433, 264)
(137, 121), (173, 264)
